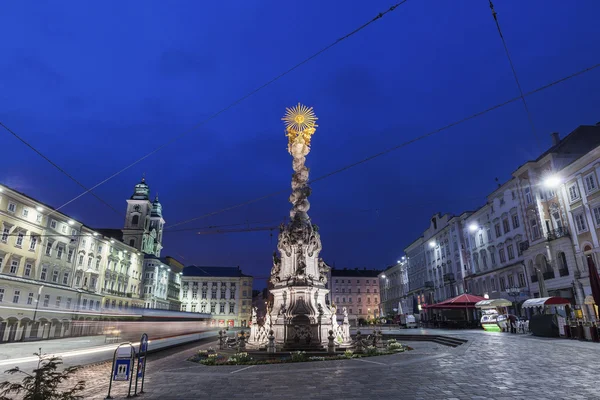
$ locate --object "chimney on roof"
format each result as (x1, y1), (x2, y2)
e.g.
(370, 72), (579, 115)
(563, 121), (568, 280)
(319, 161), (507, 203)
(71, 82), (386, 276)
(551, 132), (560, 146)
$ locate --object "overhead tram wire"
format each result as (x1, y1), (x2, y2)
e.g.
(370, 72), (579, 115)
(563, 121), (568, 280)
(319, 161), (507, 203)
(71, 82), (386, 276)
(0, 122), (122, 218)
(164, 195), (487, 234)
(488, 0), (541, 148)
(165, 62), (600, 230)
(49, 1), (412, 215)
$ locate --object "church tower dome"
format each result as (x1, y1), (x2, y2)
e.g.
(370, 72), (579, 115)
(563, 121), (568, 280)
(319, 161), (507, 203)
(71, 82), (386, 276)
(151, 194), (162, 217)
(131, 176), (150, 200)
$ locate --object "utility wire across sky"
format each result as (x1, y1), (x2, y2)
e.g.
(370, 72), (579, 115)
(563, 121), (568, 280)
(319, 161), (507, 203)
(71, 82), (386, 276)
(165, 62), (600, 229)
(488, 0), (541, 148)
(5, 1), (410, 219)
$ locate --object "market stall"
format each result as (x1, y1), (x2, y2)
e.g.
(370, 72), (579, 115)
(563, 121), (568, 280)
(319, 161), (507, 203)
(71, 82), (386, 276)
(475, 299), (513, 332)
(522, 297), (570, 337)
(423, 294), (486, 329)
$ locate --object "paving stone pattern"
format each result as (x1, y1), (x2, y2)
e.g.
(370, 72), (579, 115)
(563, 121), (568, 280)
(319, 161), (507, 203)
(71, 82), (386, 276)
(18, 331), (600, 399)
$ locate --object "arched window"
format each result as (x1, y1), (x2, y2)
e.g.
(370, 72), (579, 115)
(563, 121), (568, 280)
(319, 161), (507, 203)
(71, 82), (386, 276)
(131, 215), (139, 226)
(129, 239), (135, 247)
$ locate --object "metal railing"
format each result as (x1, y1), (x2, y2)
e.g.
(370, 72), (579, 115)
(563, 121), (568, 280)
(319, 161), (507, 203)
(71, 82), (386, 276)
(546, 227), (569, 241)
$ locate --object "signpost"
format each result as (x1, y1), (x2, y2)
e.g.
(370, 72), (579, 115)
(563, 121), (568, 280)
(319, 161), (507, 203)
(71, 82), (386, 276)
(134, 333), (149, 396)
(106, 343), (135, 399)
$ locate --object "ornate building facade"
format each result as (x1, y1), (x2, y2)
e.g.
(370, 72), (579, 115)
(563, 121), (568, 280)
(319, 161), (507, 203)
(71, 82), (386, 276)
(463, 179), (530, 312)
(0, 180), (150, 342)
(329, 268), (382, 323)
(179, 266), (253, 327)
(401, 124), (600, 319)
(378, 259), (410, 318)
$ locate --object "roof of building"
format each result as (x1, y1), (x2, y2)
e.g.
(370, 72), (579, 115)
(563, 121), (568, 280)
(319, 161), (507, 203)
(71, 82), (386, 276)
(93, 228), (124, 242)
(331, 268), (382, 277)
(516, 124), (600, 171)
(182, 265), (252, 278)
(143, 255), (184, 273)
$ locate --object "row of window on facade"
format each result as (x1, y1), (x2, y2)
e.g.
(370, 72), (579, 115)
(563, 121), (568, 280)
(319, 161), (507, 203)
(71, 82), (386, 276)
(181, 302), (236, 314)
(335, 296), (378, 304)
(333, 279), (378, 285)
(182, 281), (239, 287)
(181, 288), (247, 300)
(470, 271), (527, 293)
(0, 197), (81, 236)
(471, 239), (523, 272)
(2, 231), (135, 275)
(469, 214), (520, 249)
(0, 287), (101, 310)
(334, 287), (377, 294)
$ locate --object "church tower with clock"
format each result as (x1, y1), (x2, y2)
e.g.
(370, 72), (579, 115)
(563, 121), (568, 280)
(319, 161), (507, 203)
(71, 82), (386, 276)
(122, 176), (164, 257)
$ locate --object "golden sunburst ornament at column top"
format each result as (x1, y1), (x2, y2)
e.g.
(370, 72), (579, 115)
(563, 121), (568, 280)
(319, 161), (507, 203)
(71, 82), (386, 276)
(282, 103), (318, 133)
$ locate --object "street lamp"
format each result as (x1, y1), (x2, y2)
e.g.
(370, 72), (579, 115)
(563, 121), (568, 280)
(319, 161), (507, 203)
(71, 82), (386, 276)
(31, 285), (44, 338)
(468, 223), (479, 232)
(543, 175), (561, 189)
(506, 286), (521, 315)
(429, 241), (436, 248)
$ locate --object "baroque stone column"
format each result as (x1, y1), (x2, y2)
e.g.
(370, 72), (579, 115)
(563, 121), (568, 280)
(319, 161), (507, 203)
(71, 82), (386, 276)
(250, 104), (337, 350)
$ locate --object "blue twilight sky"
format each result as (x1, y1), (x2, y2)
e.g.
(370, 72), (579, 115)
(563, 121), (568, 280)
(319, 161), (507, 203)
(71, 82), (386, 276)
(1, 1), (599, 288)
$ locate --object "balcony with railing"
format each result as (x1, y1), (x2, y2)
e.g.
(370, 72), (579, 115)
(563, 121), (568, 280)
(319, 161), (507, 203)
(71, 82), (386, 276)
(546, 227), (569, 241)
(559, 268), (569, 277)
(101, 288), (128, 297)
(443, 273), (455, 282)
(519, 241), (530, 253)
(424, 281), (434, 289)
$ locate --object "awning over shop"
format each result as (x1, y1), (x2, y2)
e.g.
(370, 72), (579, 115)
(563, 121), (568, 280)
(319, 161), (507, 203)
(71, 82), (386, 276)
(522, 297), (570, 308)
(424, 293), (486, 309)
(475, 298), (513, 308)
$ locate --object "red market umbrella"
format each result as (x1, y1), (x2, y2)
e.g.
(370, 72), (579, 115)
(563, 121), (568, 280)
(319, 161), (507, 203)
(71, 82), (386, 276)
(587, 256), (600, 313)
(426, 293), (487, 309)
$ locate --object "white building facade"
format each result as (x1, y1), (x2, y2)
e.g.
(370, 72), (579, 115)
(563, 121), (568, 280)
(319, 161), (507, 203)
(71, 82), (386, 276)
(540, 129), (600, 319)
(180, 266), (253, 327)
(0, 181), (147, 342)
(463, 180), (530, 311)
(378, 260), (410, 318)
(422, 213), (470, 304)
(330, 268), (382, 323)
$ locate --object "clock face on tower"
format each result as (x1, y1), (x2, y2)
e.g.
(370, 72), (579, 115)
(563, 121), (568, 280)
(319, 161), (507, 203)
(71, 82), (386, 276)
(134, 205), (141, 212)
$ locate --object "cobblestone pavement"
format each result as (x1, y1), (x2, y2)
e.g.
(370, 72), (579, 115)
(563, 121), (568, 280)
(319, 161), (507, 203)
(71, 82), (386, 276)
(5, 330), (600, 400)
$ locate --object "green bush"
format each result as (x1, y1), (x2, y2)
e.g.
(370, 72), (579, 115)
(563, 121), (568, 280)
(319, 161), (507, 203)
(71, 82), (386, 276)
(344, 350), (354, 359)
(365, 346), (378, 356)
(200, 354), (219, 365)
(308, 356), (325, 362)
(290, 351), (307, 362)
(387, 341), (404, 351)
(0, 350), (85, 400)
(228, 352), (252, 364)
